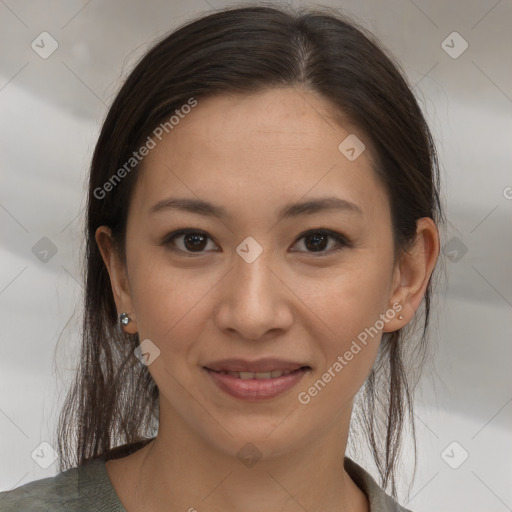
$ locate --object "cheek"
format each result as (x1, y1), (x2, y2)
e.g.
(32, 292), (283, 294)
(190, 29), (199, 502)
(295, 266), (389, 414)
(297, 254), (393, 346)
(294, 254), (392, 402)
(128, 249), (215, 356)
(296, 343), (378, 424)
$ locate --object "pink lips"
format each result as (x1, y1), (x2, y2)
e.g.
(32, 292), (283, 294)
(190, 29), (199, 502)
(203, 358), (310, 401)
(204, 357), (307, 373)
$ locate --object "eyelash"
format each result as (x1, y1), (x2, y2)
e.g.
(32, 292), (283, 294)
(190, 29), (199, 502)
(161, 227), (352, 257)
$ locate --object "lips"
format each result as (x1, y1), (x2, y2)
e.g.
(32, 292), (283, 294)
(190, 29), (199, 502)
(204, 366), (309, 400)
(211, 369), (299, 380)
(204, 357), (310, 374)
(203, 358), (311, 400)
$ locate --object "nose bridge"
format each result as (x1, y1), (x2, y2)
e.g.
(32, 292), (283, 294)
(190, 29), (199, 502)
(214, 237), (292, 340)
(233, 240), (275, 301)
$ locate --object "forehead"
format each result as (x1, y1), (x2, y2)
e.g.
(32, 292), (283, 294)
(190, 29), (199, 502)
(166, 87), (358, 155)
(131, 87), (390, 226)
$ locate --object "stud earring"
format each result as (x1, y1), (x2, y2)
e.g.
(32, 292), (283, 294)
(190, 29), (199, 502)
(398, 314), (404, 320)
(119, 312), (130, 326)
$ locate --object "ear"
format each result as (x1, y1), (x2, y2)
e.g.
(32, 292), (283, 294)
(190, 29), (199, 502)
(383, 217), (440, 332)
(95, 226), (138, 334)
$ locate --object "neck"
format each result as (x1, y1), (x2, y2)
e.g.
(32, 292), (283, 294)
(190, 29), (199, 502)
(118, 403), (369, 512)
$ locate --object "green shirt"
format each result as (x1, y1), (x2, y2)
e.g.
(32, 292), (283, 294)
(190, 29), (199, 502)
(0, 457), (413, 511)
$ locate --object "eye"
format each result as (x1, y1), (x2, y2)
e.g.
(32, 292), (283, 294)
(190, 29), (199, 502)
(162, 229), (219, 255)
(291, 228), (351, 255)
(162, 228), (351, 256)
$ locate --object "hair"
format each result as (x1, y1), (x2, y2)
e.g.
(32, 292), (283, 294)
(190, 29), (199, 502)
(56, 3), (445, 497)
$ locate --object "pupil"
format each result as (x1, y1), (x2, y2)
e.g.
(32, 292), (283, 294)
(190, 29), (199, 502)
(185, 233), (207, 251)
(305, 233), (327, 252)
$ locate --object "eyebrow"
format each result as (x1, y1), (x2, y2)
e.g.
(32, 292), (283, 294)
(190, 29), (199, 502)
(148, 196), (363, 220)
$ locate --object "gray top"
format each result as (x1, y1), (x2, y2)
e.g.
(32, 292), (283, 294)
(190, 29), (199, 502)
(0, 457), (413, 511)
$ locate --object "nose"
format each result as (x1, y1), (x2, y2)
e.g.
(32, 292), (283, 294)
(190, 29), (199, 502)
(213, 249), (294, 341)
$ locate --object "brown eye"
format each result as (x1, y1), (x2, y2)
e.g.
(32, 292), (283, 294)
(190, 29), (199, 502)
(163, 230), (217, 254)
(304, 232), (329, 252)
(292, 229), (351, 255)
(183, 232), (208, 251)
(163, 228), (351, 256)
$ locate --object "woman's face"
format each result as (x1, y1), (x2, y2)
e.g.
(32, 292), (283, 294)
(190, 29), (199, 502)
(100, 87), (411, 458)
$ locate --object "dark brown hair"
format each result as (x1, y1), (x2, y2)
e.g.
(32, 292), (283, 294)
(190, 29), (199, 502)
(56, 3), (445, 497)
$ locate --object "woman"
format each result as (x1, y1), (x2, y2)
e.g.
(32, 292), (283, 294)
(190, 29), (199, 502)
(0, 4), (443, 511)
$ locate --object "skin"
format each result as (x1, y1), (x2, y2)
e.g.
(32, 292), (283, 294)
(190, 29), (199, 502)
(96, 87), (439, 512)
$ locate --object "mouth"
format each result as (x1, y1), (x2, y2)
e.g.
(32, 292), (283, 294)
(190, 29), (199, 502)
(205, 367), (310, 380)
(202, 358), (311, 400)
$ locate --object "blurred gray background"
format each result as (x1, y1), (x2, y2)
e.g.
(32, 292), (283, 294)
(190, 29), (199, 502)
(1, 1), (511, 510)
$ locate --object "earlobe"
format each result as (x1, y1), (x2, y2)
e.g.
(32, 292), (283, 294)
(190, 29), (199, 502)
(95, 226), (138, 334)
(383, 217), (440, 332)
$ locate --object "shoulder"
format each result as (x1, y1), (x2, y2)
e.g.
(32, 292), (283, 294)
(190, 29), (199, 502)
(344, 457), (414, 512)
(0, 458), (125, 512)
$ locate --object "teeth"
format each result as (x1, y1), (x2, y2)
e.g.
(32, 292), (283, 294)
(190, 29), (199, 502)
(218, 369), (295, 379)
(240, 371), (258, 379)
